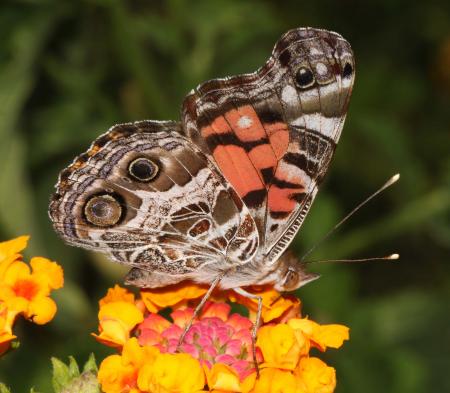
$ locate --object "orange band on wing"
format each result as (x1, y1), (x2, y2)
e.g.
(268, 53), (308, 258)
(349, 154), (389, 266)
(268, 185), (297, 213)
(267, 126), (289, 159)
(213, 145), (264, 198)
(201, 116), (232, 138)
(248, 144), (278, 170)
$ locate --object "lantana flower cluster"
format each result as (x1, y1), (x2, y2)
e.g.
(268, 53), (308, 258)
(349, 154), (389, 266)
(95, 283), (349, 392)
(0, 236), (64, 356)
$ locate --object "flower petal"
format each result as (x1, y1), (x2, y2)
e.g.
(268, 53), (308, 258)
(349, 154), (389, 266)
(288, 318), (349, 351)
(256, 324), (302, 370)
(94, 302), (144, 347)
(0, 236), (29, 262)
(100, 285), (135, 307)
(201, 301), (231, 321)
(250, 368), (299, 393)
(2, 260), (31, 286)
(0, 314), (16, 356)
(229, 287), (300, 323)
(28, 296), (57, 324)
(140, 282), (208, 313)
(139, 313), (171, 334)
(122, 337), (159, 368)
(138, 352), (205, 393)
(295, 357), (336, 393)
(206, 363), (241, 392)
(98, 354), (139, 393)
(30, 257), (64, 291)
(311, 324), (349, 350)
(171, 307), (195, 328)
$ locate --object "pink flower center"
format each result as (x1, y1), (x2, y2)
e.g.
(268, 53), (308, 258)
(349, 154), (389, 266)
(138, 310), (256, 380)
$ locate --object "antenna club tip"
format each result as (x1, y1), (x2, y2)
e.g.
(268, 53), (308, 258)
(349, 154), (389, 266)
(389, 173), (400, 184)
(388, 253), (400, 260)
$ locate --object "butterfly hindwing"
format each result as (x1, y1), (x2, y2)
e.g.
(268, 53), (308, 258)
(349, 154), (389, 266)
(182, 27), (355, 263)
(49, 121), (259, 287)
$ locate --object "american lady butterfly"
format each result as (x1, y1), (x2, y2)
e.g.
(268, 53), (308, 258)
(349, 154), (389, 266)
(49, 27), (355, 295)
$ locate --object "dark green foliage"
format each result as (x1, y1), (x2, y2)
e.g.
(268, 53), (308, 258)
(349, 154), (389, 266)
(0, 0), (448, 391)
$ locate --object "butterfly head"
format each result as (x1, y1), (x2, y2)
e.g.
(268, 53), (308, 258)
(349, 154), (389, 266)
(273, 251), (320, 292)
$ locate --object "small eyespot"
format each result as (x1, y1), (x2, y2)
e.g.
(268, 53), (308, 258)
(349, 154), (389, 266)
(295, 67), (315, 88)
(342, 62), (353, 78)
(84, 194), (122, 227)
(128, 157), (159, 182)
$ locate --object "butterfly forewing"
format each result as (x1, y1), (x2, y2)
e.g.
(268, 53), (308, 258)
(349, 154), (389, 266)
(182, 28), (355, 264)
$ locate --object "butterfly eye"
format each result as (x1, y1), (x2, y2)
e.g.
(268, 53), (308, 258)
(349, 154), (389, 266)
(84, 194), (122, 227)
(128, 157), (159, 182)
(342, 62), (353, 78)
(282, 269), (300, 291)
(295, 66), (315, 88)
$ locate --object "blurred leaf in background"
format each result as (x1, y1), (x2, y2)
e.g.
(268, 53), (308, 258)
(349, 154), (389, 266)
(0, 0), (448, 392)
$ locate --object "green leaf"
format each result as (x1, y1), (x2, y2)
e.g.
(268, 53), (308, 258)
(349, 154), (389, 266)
(51, 357), (71, 393)
(67, 357), (80, 379)
(82, 354), (98, 374)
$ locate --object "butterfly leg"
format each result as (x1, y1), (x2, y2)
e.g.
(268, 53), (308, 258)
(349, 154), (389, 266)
(176, 271), (226, 350)
(234, 287), (263, 378)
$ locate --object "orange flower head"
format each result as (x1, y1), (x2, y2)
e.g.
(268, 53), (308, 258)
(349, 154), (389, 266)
(95, 281), (349, 392)
(0, 236), (63, 357)
(0, 254), (63, 324)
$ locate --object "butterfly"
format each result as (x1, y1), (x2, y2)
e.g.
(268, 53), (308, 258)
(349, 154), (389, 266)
(49, 27), (355, 297)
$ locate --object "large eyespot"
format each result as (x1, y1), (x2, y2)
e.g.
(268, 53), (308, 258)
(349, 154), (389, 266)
(295, 66), (315, 88)
(128, 157), (159, 182)
(342, 62), (353, 78)
(84, 194), (123, 227)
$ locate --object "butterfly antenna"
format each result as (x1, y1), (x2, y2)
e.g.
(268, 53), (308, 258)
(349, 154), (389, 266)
(304, 253), (399, 265)
(301, 173), (400, 261)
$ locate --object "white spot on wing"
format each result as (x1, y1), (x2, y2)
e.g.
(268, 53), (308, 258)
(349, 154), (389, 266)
(281, 85), (297, 105)
(237, 115), (253, 129)
(316, 62), (328, 76)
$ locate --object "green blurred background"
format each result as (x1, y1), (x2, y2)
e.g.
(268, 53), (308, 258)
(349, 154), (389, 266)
(0, 0), (449, 391)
